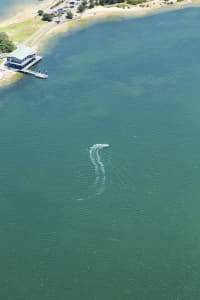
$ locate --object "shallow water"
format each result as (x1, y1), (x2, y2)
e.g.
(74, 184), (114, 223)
(1, 7), (200, 300)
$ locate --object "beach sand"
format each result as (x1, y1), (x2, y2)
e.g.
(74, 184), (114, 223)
(0, 0), (56, 27)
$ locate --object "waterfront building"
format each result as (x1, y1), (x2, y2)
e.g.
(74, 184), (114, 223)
(6, 45), (41, 70)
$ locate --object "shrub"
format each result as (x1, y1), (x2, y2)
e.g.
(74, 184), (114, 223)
(0, 32), (15, 53)
(42, 13), (54, 21)
(38, 9), (44, 16)
(127, 0), (147, 5)
(66, 10), (73, 19)
(77, 3), (87, 12)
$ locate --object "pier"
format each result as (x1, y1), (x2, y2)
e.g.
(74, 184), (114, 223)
(19, 55), (48, 79)
(19, 69), (48, 79)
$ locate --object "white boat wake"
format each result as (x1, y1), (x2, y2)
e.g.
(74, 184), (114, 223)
(89, 144), (109, 195)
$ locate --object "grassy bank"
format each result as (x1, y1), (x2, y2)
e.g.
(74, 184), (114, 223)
(0, 17), (44, 43)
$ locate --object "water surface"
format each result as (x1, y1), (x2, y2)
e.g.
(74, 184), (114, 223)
(1, 7), (200, 300)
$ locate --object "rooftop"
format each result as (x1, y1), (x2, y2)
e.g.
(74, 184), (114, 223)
(8, 45), (36, 60)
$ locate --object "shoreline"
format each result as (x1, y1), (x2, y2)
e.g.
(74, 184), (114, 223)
(0, 0), (198, 88)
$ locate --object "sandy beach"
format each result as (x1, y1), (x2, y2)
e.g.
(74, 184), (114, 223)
(0, 0), (195, 88)
(0, 0), (56, 27)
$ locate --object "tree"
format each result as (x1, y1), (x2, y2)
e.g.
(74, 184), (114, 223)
(42, 13), (54, 21)
(127, 0), (146, 4)
(82, 0), (88, 6)
(38, 9), (44, 16)
(0, 32), (15, 53)
(99, 0), (125, 4)
(66, 10), (73, 19)
(88, 0), (95, 8)
(77, 2), (87, 12)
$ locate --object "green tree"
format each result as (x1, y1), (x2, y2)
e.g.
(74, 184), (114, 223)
(38, 9), (44, 16)
(77, 1), (87, 12)
(66, 10), (73, 19)
(0, 32), (15, 53)
(88, 0), (95, 8)
(82, 0), (88, 6)
(42, 13), (54, 21)
(99, 0), (124, 5)
(77, 4), (84, 12)
(127, 0), (146, 4)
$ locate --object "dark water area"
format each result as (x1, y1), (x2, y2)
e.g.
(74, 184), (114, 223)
(1, 7), (200, 300)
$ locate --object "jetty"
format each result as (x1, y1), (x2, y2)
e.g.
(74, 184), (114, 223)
(19, 69), (48, 79)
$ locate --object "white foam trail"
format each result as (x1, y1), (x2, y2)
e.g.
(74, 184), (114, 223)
(89, 144), (100, 184)
(96, 146), (106, 194)
(89, 144), (108, 195)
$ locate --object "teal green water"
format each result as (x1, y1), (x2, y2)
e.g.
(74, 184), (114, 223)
(1, 8), (200, 299)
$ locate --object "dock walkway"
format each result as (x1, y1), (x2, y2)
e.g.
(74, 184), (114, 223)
(20, 69), (48, 79)
(18, 55), (48, 79)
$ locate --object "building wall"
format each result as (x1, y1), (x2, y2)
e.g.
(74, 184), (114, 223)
(7, 54), (36, 65)
(7, 57), (36, 70)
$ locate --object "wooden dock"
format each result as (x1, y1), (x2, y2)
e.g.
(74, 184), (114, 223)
(18, 55), (48, 79)
(20, 69), (48, 79)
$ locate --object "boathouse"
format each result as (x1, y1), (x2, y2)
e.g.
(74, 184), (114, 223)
(6, 45), (41, 70)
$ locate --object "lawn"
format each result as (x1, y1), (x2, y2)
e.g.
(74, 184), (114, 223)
(0, 17), (45, 43)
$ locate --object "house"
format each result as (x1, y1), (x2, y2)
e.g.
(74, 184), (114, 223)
(6, 45), (41, 70)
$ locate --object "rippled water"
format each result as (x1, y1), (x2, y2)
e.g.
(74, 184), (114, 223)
(1, 7), (200, 300)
